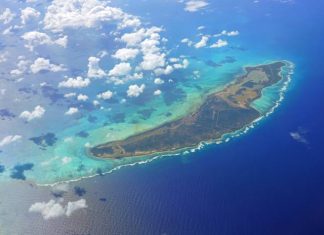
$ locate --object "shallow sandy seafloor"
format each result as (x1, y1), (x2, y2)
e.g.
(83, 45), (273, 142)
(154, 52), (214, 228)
(0, 60), (294, 186)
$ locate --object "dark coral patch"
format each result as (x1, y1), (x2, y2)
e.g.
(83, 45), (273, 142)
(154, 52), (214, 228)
(30, 133), (57, 148)
(10, 163), (34, 180)
(74, 186), (86, 197)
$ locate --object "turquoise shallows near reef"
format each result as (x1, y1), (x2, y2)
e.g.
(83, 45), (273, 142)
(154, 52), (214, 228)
(0, 0), (295, 185)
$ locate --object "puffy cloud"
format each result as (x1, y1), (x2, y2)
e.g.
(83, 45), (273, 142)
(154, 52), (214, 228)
(97, 90), (113, 100)
(127, 84), (145, 97)
(197, 25), (205, 30)
(119, 16), (141, 29)
(0, 52), (8, 63)
(215, 30), (240, 37)
(64, 92), (76, 98)
(119, 26), (170, 74)
(29, 200), (65, 220)
(154, 65), (173, 76)
(19, 105), (46, 121)
(58, 76), (90, 88)
(65, 107), (79, 115)
(121, 27), (162, 46)
(29, 199), (87, 220)
(0, 8), (15, 24)
(181, 38), (193, 47)
(154, 78), (165, 85)
(227, 30), (240, 36)
(21, 7), (40, 24)
(141, 37), (161, 55)
(22, 31), (68, 51)
(184, 0), (209, 12)
(87, 57), (106, 78)
(2, 26), (13, 35)
(65, 199), (87, 216)
(0, 135), (22, 147)
(140, 53), (165, 71)
(43, 0), (126, 32)
(10, 59), (30, 76)
(173, 59), (190, 69)
(30, 58), (66, 74)
(108, 62), (132, 77)
(93, 100), (100, 106)
(290, 128), (309, 145)
(112, 48), (139, 61)
(77, 94), (88, 101)
(210, 39), (228, 48)
(153, 89), (162, 96)
(121, 28), (146, 46)
(195, 36), (209, 48)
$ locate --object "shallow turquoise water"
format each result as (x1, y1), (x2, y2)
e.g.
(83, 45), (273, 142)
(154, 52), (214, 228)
(0, 0), (296, 184)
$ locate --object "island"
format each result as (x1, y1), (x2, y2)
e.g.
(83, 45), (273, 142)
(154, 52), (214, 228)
(91, 61), (286, 159)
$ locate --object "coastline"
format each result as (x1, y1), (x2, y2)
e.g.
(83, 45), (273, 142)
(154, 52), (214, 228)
(90, 61), (291, 159)
(31, 60), (295, 187)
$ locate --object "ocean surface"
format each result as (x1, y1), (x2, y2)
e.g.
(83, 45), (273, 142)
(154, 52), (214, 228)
(0, 0), (324, 234)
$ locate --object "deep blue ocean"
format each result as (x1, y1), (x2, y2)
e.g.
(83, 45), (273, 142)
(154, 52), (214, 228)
(88, 1), (324, 234)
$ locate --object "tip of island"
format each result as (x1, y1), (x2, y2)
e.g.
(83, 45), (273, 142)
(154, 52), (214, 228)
(90, 61), (288, 159)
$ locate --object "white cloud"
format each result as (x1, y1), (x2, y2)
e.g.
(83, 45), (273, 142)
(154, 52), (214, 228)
(119, 16), (141, 29)
(30, 58), (66, 74)
(77, 94), (88, 101)
(121, 28), (146, 46)
(173, 59), (190, 69)
(108, 62), (132, 77)
(10, 59), (30, 76)
(0, 52), (8, 63)
(140, 53), (166, 71)
(97, 90), (113, 100)
(195, 36), (209, 48)
(112, 48), (139, 61)
(127, 84), (145, 97)
(197, 25), (205, 30)
(93, 100), (100, 106)
(64, 92), (76, 98)
(154, 89), (162, 96)
(22, 31), (68, 51)
(181, 38), (193, 47)
(65, 107), (79, 115)
(227, 30), (240, 36)
(87, 57), (106, 78)
(210, 39), (228, 48)
(2, 26), (13, 35)
(65, 199), (87, 217)
(29, 199), (87, 220)
(19, 105), (46, 121)
(185, 0), (209, 12)
(0, 135), (22, 147)
(290, 131), (308, 144)
(29, 200), (65, 220)
(121, 27), (162, 46)
(43, 0), (126, 32)
(58, 76), (90, 88)
(0, 8), (15, 24)
(141, 37), (160, 55)
(21, 7), (40, 24)
(215, 30), (240, 37)
(154, 78), (165, 85)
